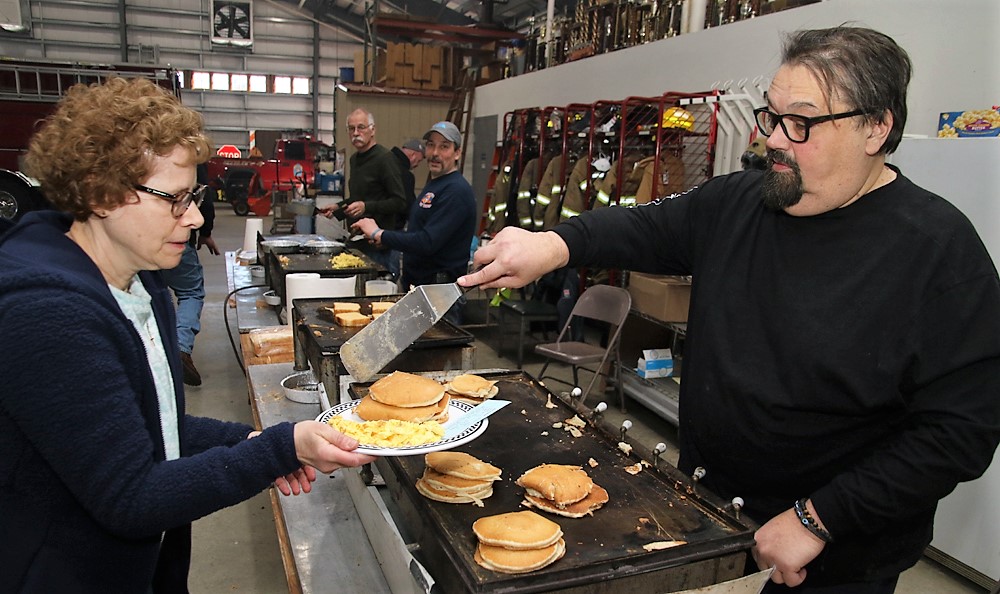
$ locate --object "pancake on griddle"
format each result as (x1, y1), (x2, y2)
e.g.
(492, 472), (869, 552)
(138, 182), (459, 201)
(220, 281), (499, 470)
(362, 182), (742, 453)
(516, 464), (594, 506)
(472, 511), (562, 550)
(416, 452), (500, 507)
(444, 374), (499, 404)
(415, 476), (493, 506)
(472, 511), (566, 574)
(425, 451), (501, 481)
(524, 484), (610, 518)
(474, 539), (566, 574)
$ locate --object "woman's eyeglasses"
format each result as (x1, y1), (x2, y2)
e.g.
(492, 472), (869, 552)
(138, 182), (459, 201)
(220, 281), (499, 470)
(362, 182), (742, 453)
(133, 184), (207, 218)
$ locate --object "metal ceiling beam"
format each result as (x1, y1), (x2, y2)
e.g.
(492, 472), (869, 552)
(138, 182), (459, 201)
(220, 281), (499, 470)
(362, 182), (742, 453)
(373, 15), (525, 44)
(378, 0), (477, 26)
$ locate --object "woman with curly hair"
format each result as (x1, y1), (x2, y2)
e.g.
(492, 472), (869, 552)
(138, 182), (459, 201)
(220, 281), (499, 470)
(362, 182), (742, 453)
(0, 77), (375, 593)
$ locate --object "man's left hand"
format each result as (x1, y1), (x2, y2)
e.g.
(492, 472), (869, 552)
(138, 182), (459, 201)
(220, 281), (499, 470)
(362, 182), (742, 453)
(352, 218), (378, 241)
(752, 506), (827, 587)
(199, 235), (220, 255)
(344, 201), (366, 218)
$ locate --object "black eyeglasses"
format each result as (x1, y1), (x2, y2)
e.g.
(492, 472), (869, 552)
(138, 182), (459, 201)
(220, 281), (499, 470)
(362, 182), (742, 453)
(133, 184), (207, 218)
(347, 124), (370, 133)
(753, 107), (870, 144)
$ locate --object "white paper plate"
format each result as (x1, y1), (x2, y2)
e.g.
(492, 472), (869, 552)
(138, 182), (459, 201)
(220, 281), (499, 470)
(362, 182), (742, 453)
(315, 399), (488, 456)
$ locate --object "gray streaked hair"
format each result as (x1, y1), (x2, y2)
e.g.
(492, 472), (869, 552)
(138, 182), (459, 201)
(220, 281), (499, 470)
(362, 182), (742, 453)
(347, 108), (375, 127)
(781, 26), (911, 154)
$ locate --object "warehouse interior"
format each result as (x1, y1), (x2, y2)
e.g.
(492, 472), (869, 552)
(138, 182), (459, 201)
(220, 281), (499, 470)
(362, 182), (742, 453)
(2, 0), (999, 592)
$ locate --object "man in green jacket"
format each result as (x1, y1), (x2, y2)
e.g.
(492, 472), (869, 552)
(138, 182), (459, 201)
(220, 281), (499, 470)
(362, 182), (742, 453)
(337, 108), (408, 279)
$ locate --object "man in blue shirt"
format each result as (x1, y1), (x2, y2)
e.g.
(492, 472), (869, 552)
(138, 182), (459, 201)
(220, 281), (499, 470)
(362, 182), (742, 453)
(353, 121), (476, 323)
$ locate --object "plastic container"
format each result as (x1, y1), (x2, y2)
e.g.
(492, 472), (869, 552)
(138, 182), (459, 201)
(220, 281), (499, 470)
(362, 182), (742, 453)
(366, 279), (397, 296)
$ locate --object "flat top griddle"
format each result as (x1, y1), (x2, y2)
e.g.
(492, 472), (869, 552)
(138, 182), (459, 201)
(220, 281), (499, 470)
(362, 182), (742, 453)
(272, 249), (382, 275)
(293, 296), (473, 356)
(351, 372), (755, 594)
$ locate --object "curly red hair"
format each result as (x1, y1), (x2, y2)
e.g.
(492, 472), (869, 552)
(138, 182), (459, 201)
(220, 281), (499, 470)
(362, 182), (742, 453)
(24, 77), (211, 221)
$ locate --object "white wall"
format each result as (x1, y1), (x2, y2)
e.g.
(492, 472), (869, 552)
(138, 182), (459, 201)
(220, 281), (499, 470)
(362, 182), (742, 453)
(472, 0), (1000, 140)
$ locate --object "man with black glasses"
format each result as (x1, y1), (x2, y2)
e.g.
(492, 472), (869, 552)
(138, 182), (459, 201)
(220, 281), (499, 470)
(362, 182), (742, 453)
(459, 26), (1000, 593)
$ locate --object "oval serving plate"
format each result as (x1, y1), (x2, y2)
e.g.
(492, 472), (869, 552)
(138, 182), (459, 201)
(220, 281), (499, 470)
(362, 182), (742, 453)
(315, 399), (488, 456)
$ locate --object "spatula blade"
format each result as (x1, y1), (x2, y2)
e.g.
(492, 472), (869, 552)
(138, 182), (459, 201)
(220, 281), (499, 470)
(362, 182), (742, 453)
(339, 283), (462, 382)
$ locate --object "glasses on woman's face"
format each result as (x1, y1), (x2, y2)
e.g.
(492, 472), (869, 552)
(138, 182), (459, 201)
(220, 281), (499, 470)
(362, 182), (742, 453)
(133, 184), (207, 218)
(753, 107), (870, 144)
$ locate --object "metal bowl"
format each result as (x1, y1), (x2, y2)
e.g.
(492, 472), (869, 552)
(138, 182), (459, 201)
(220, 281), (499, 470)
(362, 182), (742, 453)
(262, 290), (281, 306)
(281, 371), (321, 404)
(249, 265), (265, 279)
(302, 239), (344, 255)
(260, 239), (301, 254)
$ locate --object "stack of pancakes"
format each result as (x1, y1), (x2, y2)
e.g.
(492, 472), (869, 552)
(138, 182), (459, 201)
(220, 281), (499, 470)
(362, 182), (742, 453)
(443, 374), (499, 405)
(354, 371), (450, 423)
(415, 452), (501, 507)
(473, 511), (566, 574)
(517, 464), (609, 518)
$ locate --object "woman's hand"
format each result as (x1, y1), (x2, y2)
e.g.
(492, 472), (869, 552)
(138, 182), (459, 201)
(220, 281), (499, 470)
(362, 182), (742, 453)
(293, 420), (377, 474)
(274, 466), (317, 496)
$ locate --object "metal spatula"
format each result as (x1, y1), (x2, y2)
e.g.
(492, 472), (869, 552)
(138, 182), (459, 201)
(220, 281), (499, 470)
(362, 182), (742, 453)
(338, 283), (463, 382)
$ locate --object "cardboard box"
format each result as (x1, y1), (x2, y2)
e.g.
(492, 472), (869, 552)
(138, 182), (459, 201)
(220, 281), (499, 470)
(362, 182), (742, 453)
(635, 349), (674, 378)
(627, 272), (691, 323)
(938, 108), (1000, 138)
(637, 348), (673, 378)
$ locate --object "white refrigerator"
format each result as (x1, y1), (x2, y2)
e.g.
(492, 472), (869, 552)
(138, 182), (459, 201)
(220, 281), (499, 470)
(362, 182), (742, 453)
(890, 137), (1000, 588)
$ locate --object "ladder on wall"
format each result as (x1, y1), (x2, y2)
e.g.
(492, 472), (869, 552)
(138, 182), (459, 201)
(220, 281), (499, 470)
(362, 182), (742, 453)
(446, 66), (478, 167)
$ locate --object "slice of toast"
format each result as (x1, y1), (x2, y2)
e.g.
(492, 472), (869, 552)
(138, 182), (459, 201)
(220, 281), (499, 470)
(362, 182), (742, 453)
(332, 302), (361, 314)
(371, 301), (393, 314)
(336, 312), (371, 327)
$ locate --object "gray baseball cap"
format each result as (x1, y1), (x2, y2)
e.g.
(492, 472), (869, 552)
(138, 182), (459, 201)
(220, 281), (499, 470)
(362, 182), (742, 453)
(401, 138), (425, 156)
(423, 121), (462, 147)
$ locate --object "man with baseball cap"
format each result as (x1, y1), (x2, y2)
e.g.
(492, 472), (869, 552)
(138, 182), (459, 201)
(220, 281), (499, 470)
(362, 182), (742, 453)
(354, 121), (476, 323)
(391, 138), (425, 205)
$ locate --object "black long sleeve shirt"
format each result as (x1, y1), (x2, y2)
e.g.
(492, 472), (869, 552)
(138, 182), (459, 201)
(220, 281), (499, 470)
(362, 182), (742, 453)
(554, 168), (1000, 585)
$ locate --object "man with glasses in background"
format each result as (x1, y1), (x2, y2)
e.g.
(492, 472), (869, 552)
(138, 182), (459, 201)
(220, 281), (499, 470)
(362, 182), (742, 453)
(459, 26), (1000, 593)
(322, 108), (408, 280)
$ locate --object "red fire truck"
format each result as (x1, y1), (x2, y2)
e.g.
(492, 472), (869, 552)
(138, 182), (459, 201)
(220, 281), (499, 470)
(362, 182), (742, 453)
(205, 135), (334, 216)
(0, 58), (183, 221)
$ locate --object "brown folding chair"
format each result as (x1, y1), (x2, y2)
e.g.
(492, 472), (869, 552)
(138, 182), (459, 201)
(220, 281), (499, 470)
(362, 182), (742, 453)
(534, 284), (632, 411)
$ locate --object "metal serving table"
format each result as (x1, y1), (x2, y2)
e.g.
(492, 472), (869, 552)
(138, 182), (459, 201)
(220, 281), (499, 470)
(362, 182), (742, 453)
(246, 363), (394, 594)
(227, 251), (281, 333)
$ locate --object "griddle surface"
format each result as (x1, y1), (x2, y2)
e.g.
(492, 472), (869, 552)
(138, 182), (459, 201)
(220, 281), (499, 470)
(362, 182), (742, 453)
(294, 296), (473, 355)
(356, 372), (754, 593)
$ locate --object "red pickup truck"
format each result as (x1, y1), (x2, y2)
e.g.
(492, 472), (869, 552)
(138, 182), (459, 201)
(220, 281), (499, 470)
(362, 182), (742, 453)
(1, 58), (181, 221)
(205, 136), (334, 215)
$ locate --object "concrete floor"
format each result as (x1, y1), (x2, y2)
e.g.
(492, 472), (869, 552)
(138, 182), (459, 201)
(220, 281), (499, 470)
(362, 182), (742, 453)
(184, 208), (988, 593)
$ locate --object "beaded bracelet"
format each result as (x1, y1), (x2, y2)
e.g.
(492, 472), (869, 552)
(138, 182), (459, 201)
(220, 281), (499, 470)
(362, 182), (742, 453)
(794, 498), (833, 544)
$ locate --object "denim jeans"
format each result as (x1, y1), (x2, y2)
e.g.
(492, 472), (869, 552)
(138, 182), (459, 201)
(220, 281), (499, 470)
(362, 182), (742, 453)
(161, 244), (205, 354)
(359, 245), (400, 281)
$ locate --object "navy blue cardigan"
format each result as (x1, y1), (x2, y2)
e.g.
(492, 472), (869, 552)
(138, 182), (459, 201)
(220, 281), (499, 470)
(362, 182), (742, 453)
(0, 212), (300, 593)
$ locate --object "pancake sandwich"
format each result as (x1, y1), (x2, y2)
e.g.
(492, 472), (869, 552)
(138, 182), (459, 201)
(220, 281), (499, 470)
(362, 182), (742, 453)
(517, 464), (609, 518)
